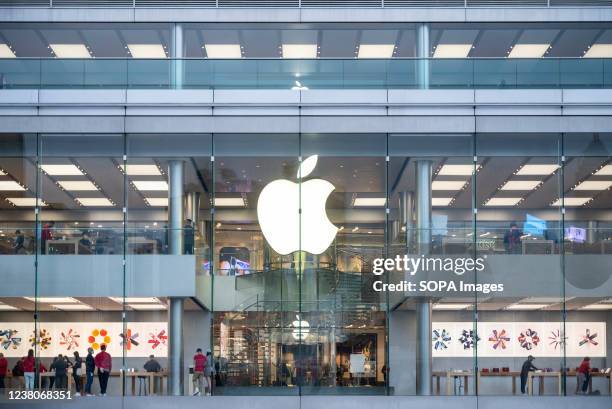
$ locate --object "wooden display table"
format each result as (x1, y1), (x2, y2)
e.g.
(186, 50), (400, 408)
(567, 370), (612, 395)
(527, 371), (562, 395)
(477, 371), (520, 395)
(120, 371), (167, 395)
(432, 370), (473, 395)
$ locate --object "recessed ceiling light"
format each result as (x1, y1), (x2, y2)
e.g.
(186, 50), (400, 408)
(76, 197), (114, 207)
(432, 181), (466, 191)
(40, 164), (84, 176)
(433, 44), (472, 58)
(52, 304), (94, 311)
(516, 164), (559, 176)
(145, 197), (168, 207)
(594, 165), (612, 176)
(551, 197), (591, 206)
(127, 44), (167, 59)
(119, 164), (161, 176)
(438, 164), (478, 176)
(501, 180), (541, 191)
(432, 197), (453, 206)
(0, 181), (26, 191)
(508, 44), (550, 58)
(214, 197), (245, 207)
(485, 197), (522, 206)
(433, 303), (472, 310)
(24, 297), (78, 303)
(574, 180), (612, 191)
(128, 304), (167, 310)
(204, 44), (242, 59)
(282, 44), (317, 59)
(353, 197), (386, 207)
(49, 44), (91, 58)
(57, 181), (98, 191)
(0, 304), (18, 311)
(584, 44), (612, 58)
(580, 304), (612, 310)
(110, 297), (160, 304)
(357, 44), (395, 59)
(505, 303), (549, 310)
(0, 170), (5, 175)
(0, 44), (16, 58)
(6, 198), (47, 207)
(132, 181), (168, 191)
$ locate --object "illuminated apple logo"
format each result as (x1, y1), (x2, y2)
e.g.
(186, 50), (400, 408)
(257, 155), (337, 255)
(291, 315), (310, 341)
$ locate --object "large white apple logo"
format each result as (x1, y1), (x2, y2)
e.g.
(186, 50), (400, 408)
(291, 315), (310, 341)
(257, 155), (337, 255)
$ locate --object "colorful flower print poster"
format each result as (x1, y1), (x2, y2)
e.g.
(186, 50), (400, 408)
(566, 322), (606, 357)
(432, 328), (452, 352)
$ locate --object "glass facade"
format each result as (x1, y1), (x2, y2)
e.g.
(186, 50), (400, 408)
(0, 132), (611, 399)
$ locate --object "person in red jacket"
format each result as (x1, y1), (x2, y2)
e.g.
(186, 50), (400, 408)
(94, 344), (112, 396)
(577, 357), (591, 394)
(0, 353), (8, 391)
(23, 349), (35, 390)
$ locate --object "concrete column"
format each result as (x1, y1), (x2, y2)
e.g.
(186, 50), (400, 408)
(415, 160), (432, 395)
(185, 192), (201, 229)
(587, 220), (598, 244)
(168, 160), (184, 395)
(399, 191), (414, 250)
(171, 23), (184, 89)
(416, 23), (430, 89)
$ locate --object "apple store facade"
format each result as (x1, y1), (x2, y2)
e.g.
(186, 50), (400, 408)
(1, 130), (612, 402)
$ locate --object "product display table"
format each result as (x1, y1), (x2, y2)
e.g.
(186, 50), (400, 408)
(567, 370), (612, 395)
(121, 371), (167, 396)
(477, 371), (520, 395)
(527, 371), (562, 396)
(432, 370), (473, 395)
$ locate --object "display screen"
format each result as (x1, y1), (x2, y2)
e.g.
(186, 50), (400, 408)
(523, 214), (547, 236)
(565, 226), (587, 243)
(219, 246), (251, 276)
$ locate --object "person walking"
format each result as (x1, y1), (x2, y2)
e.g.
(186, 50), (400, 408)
(184, 219), (195, 254)
(23, 349), (35, 390)
(0, 352), (8, 392)
(192, 348), (206, 396)
(94, 344), (111, 396)
(520, 355), (538, 394)
(204, 350), (213, 396)
(84, 348), (95, 396)
(51, 354), (68, 390)
(13, 230), (24, 254)
(72, 351), (83, 396)
(577, 357), (591, 394)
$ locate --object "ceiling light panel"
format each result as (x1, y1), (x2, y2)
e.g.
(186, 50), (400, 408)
(501, 180), (541, 191)
(120, 164), (161, 176)
(145, 197), (168, 207)
(40, 164), (84, 176)
(433, 303), (472, 310)
(52, 304), (94, 311)
(432, 181), (466, 191)
(580, 304), (612, 310)
(485, 197), (522, 206)
(132, 181), (168, 191)
(516, 164), (559, 175)
(128, 304), (167, 310)
(110, 297), (160, 304)
(357, 44), (395, 59)
(584, 44), (612, 58)
(573, 180), (612, 191)
(214, 197), (245, 207)
(438, 164), (477, 176)
(594, 165), (612, 176)
(128, 44), (167, 59)
(432, 197), (453, 206)
(49, 44), (91, 58)
(353, 197), (386, 207)
(508, 44), (550, 58)
(282, 44), (317, 59)
(433, 44), (472, 58)
(24, 297), (77, 303)
(76, 197), (114, 207)
(6, 198), (47, 207)
(204, 44), (242, 59)
(0, 305), (18, 311)
(58, 181), (98, 191)
(0, 44), (16, 58)
(551, 197), (591, 206)
(505, 304), (549, 310)
(0, 181), (26, 191)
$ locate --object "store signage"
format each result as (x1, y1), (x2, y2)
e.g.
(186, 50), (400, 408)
(257, 155), (338, 255)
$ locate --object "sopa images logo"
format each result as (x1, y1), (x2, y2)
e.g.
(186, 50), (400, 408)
(257, 155), (338, 255)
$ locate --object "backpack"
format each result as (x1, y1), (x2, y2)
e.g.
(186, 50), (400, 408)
(12, 361), (24, 376)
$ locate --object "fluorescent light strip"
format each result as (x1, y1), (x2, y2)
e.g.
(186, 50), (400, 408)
(485, 197), (522, 206)
(573, 180), (612, 191)
(353, 197), (386, 207)
(432, 197), (453, 206)
(76, 197), (114, 207)
(594, 165), (612, 176)
(433, 303), (472, 310)
(580, 304), (612, 310)
(120, 164), (161, 176)
(110, 297), (160, 304)
(6, 198), (47, 207)
(52, 304), (94, 311)
(508, 44), (550, 58)
(0, 305), (18, 311)
(501, 180), (541, 191)
(282, 44), (317, 59)
(516, 164), (559, 176)
(584, 44), (612, 58)
(132, 181), (168, 191)
(40, 164), (83, 176)
(145, 197), (168, 207)
(438, 164), (478, 176)
(505, 304), (549, 311)
(24, 297), (78, 304)
(0, 44), (16, 58)
(432, 181), (466, 191)
(551, 197), (591, 206)
(128, 304), (167, 311)
(57, 181), (98, 191)
(49, 44), (91, 58)
(214, 197), (245, 207)
(433, 44), (472, 58)
(128, 44), (167, 59)
(357, 44), (394, 59)
(204, 44), (242, 59)
(0, 181), (26, 191)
